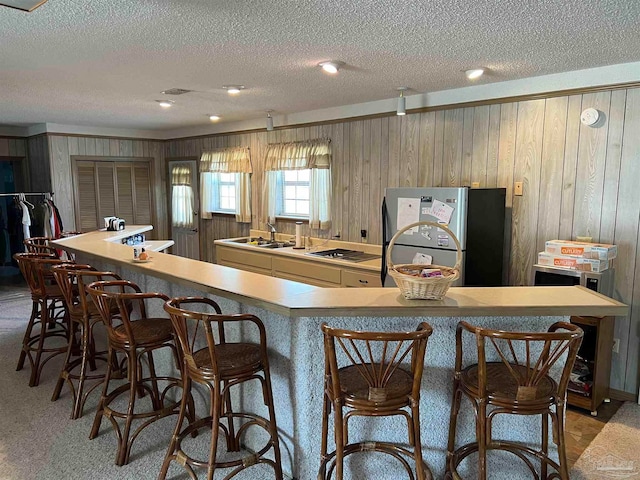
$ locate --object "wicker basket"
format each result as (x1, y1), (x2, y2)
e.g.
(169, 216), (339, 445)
(387, 221), (462, 300)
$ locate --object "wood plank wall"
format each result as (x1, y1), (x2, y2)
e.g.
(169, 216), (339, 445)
(0, 137), (26, 158)
(26, 135), (51, 193)
(47, 135), (167, 238)
(165, 86), (640, 394)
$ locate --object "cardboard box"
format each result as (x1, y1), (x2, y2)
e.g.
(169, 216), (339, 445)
(544, 240), (617, 260)
(537, 252), (609, 272)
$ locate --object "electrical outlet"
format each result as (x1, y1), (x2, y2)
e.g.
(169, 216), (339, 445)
(613, 338), (620, 354)
(514, 182), (523, 196)
(360, 229), (367, 238)
(471, 182), (480, 188)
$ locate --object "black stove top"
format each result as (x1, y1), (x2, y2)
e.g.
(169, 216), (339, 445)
(306, 248), (380, 263)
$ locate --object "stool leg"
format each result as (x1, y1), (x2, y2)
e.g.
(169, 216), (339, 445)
(90, 347), (114, 440)
(541, 413), (549, 479)
(262, 366), (283, 479)
(72, 319), (93, 419)
(446, 386), (462, 476)
(477, 400), (488, 480)
(555, 404), (569, 480)
(17, 300), (38, 371)
(51, 319), (77, 403)
(411, 400), (426, 480)
(147, 350), (162, 411)
(206, 382), (222, 480)
(158, 374), (191, 480)
(318, 392), (330, 480)
(30, 298), (49, 387)
(118, 351), (139, 466)
(223, 379), (239, 451)
(333, 399), (344, 480)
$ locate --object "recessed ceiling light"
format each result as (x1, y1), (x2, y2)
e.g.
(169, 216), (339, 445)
(223, 85), (245, 95)
(156, 100), (174, 108)
(318, 61), (341, 74)
(209, 115), (221, 122)
(465, 68), (485, 80)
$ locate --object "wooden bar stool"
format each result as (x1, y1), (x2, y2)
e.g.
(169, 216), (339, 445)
(446, 321), (583, 480)
(86, 280), (186, 466)
(24, 237), (59, 257)
(159, 297), (283, 480)
(318, 322), (434, 480)
(50, 264), (123, 419)
(13, 252), (72, 386)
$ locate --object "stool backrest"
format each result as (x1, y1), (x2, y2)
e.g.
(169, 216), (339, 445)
(86, 280), (169, 346)
(24, 237), (59, 257)
(164, 297), (267, 377)
(321, 322), (433, 402)
(455, 321), (583, 402)
(51, 264), (121, 317)
(13, 252), (68, 296)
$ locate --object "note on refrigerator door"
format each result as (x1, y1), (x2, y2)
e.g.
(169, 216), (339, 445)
(412, 253), (433, 265)
(430, 199), (454, 224)
(397, 198), (420, 234)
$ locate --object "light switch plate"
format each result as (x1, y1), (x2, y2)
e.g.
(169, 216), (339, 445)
(471, 182), (480, 188)
(514, 182), (523, 196)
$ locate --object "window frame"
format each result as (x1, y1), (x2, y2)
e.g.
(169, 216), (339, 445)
(202, 172), (238, 215)
(275, 169), (311, 220)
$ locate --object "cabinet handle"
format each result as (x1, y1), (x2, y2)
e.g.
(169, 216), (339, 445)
(359, 279), (368, 284)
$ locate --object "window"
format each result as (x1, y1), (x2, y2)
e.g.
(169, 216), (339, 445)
(171, 164), (195, 228)
(276, 169), (310, 218)
(201, 172), (236, 213)
(200, 147), (252, 223)
(263, 139), (332, 229)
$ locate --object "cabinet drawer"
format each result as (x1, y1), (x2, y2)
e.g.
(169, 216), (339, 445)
(217, 247), (272, 270)
(342, 269), (382, 288)
(273, 257), (341, 285)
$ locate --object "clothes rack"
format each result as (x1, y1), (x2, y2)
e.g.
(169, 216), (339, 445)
(0, 192), (54, 197)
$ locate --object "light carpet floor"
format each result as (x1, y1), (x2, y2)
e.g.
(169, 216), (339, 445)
(0, 292), (283, 480)
(570, 402), (640, 480)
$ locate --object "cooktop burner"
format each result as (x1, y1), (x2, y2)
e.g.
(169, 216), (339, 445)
(306, 248), (380, 263)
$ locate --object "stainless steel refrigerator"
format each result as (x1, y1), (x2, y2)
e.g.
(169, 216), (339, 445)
(382, 187), (506, 287)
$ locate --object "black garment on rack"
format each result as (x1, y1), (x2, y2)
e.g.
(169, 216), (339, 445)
(8, 199), (24, 265)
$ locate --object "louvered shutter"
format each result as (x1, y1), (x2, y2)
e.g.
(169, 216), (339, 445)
(76, 161), (99, 232)
(133, 164), (152, 225)
(116, 164), (134, 224)
(96, 163), (116, 221)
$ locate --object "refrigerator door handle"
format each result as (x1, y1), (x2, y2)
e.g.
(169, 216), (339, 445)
(381, 197), (388, 286)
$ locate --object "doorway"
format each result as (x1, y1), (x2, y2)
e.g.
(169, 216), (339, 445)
(0, 157), (27, 285)
(168, 159), (200, 259)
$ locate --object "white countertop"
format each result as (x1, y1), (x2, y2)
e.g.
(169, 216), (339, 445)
(54, 227), (628, 318)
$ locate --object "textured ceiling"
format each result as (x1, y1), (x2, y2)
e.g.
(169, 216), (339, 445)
(1, 0), (640, 132)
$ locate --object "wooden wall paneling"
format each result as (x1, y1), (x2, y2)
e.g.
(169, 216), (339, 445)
(149, 141), (166, 238)
(8, 138), (26, 157)
(133, 140), (144, 157)
(443, 109), (464, 187)
(400, 113), (419, 188)
(368, 118), (382, 244)
(471, 105), (490, 186)
(486, 104), (501, 188)
(109, 139), (120, 157)
(78, 137), (87, 156)
(599, 89), (627, 244)
(559, 95), (583, 240)
(48, 136), (75, 230)
(378, 117), (390, 239)
(536, 96), (569, 254)
(0, 139), (9, 156)
(497, 102), (518, 285)
(85, 137), (97, 156)
(7, 138), (15, 156)
(461, 108), (474, 186)
(417, 111), (436, 187)
(68, 137), (79, 156)
(118, 140), (132, 157)
(331, 123), (344, 240)
(509, 99), (545, 286)
(613, 87), (640, 393)
(433, 111), (445, 187)
(341, 122), (351, 240)
(572, 91), (612, 241)
(387, 116), (401, 189)
(361, 120), (371, 242)
(349, 121), (364, 242)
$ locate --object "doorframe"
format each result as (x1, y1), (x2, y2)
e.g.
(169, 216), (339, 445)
(166, 157), (200, 258)
(0, 156), (28, 192)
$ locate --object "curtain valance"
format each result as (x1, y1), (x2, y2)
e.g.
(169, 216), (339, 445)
(200, 147), (252, 173)
(263, 139), (331, 171)
(171, 165), (192, 185)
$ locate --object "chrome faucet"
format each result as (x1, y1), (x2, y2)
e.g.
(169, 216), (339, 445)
(266, 222), (277, 242)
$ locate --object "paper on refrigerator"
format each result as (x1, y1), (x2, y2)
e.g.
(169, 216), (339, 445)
(397, 198), (420, 234)
(428, 199), (454, 224)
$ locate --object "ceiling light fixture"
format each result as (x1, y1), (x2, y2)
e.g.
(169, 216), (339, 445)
(223, 85), (245, 95)
(396, 87), (407, 116)
(156, 100), (174, 108)
(266, 111), (274, 131)
(209, 115), (221, 122)
(465, 68), (485, 80)
(318, 61), (340, 74)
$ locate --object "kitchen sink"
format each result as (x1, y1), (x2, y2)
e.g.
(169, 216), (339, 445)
(229, 237), (293, 249)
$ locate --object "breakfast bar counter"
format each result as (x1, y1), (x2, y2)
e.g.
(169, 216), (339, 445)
(54, 227), (627, 479)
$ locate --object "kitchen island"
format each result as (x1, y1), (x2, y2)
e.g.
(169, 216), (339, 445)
(54, 227), (627, 480)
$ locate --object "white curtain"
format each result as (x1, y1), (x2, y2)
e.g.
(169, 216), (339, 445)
(262, 139), (332, 229)
(171, 165), (194, 228)
(200, 147), (252, 223)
